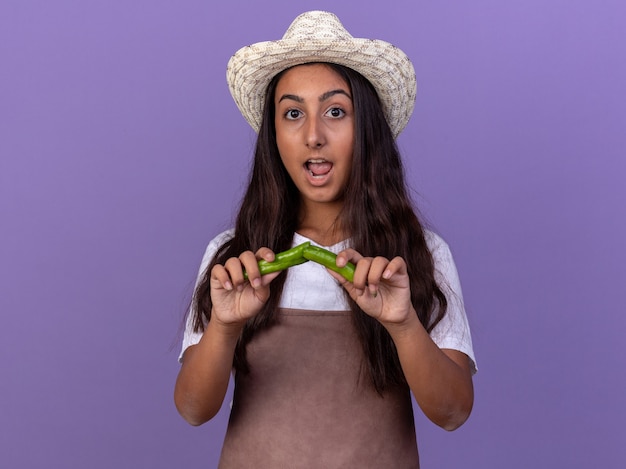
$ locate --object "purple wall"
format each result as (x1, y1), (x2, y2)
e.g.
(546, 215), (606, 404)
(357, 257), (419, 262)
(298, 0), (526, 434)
(2, 1), (624, 467)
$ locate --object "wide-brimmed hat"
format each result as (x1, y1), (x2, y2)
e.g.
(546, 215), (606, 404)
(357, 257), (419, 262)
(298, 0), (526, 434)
(226, 10), (416, 138)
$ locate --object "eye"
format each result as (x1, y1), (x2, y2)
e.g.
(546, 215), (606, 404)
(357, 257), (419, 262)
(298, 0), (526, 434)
(285, 109), (302, 120)
(325, 107), (345, 118)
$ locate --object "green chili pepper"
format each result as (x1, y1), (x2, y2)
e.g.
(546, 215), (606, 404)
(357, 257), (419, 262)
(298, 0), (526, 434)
(302, 244), (355, 283)
(244, 241), (356, 283)
(244, 241), (311, 279)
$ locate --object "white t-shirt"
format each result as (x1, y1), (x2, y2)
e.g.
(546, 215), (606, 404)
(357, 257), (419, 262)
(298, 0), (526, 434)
(180, 230), (477, 373)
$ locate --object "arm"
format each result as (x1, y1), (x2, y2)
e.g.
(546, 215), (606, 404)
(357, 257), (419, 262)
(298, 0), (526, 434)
(384, 314), (473, 430)
(174, 248), (279, 426)
(175, 321), (242, 425)
(332, 250), (474, 431)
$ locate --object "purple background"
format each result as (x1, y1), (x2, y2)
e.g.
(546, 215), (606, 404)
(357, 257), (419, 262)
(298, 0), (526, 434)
(2, 0), (625, 467)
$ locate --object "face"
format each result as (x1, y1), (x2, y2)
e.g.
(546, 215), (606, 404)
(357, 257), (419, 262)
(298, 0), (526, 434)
(274, 63), (354, 208)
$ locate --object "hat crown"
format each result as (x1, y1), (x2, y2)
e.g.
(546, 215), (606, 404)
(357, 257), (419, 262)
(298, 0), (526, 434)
(282, 11), (353, 42)
(227, 11), (416, 138)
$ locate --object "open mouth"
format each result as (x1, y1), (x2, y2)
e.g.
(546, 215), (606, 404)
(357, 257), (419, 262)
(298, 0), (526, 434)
(305, 159), (333, 177)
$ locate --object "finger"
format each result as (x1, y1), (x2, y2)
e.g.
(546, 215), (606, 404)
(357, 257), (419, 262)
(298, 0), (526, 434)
(211, 264), (234, 291)
(382, 256), (407, 280)
(238, 250), (263, 288)
(352, 257), (373, 294)
(259, 270), (281, 286)
(224, 257), (247, 290)
(335, 248), (364, 267)
(327, 268), (348, 285)
(367, 256), (390, 296)
(328, 269), (364, 303)
(255, 246), (276, 263)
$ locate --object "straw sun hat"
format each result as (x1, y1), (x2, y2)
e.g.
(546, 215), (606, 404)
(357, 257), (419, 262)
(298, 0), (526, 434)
(226, 10), (417, 138)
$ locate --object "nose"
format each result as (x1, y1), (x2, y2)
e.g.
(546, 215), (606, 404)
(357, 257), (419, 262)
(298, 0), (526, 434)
(305, 116), (325, 148)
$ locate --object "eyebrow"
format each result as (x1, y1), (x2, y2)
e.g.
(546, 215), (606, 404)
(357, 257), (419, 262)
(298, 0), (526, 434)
(278, 89), (352, 104)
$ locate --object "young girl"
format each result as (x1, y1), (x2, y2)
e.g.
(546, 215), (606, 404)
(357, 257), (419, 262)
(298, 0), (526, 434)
(175, 11), (476, 467)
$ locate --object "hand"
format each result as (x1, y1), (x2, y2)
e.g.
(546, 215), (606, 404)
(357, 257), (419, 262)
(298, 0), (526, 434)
(331, 249), (415, 326)
(209, 247), (280, 329)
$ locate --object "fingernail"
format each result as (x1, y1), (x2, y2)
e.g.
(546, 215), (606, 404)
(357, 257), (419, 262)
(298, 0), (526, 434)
(383, 269), (392, 279)
(224, 281), (233, 291)
(252, 278), (261, 288)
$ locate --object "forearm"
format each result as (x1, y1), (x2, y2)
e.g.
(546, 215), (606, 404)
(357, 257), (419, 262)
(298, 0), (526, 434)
(385, 314), (474, 431)
(174, 319), (241, 426)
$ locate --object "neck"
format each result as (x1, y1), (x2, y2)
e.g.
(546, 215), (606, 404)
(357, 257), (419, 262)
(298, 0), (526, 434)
(297, 199), (346, 246)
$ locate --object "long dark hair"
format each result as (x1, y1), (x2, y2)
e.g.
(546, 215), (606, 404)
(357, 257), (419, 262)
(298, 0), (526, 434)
(192, 63), (447, 393)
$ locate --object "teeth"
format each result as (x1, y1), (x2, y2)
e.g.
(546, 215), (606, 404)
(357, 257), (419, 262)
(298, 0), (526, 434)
(307, 159), (327, 163)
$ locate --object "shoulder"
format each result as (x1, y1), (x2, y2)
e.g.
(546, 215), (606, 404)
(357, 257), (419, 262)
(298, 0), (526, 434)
(423, 229), (461, 290)
(203, 228), (235, 256)
(423, 228), (446, 250)
(208, 228), (235, 250)
(423, 230), (477, 373)
(423, 229), (453, 263)
(195, 228), (235, 276)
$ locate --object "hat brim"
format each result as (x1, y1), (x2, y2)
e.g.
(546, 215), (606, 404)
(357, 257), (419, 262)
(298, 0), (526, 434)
(227, 37), (416, 138)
